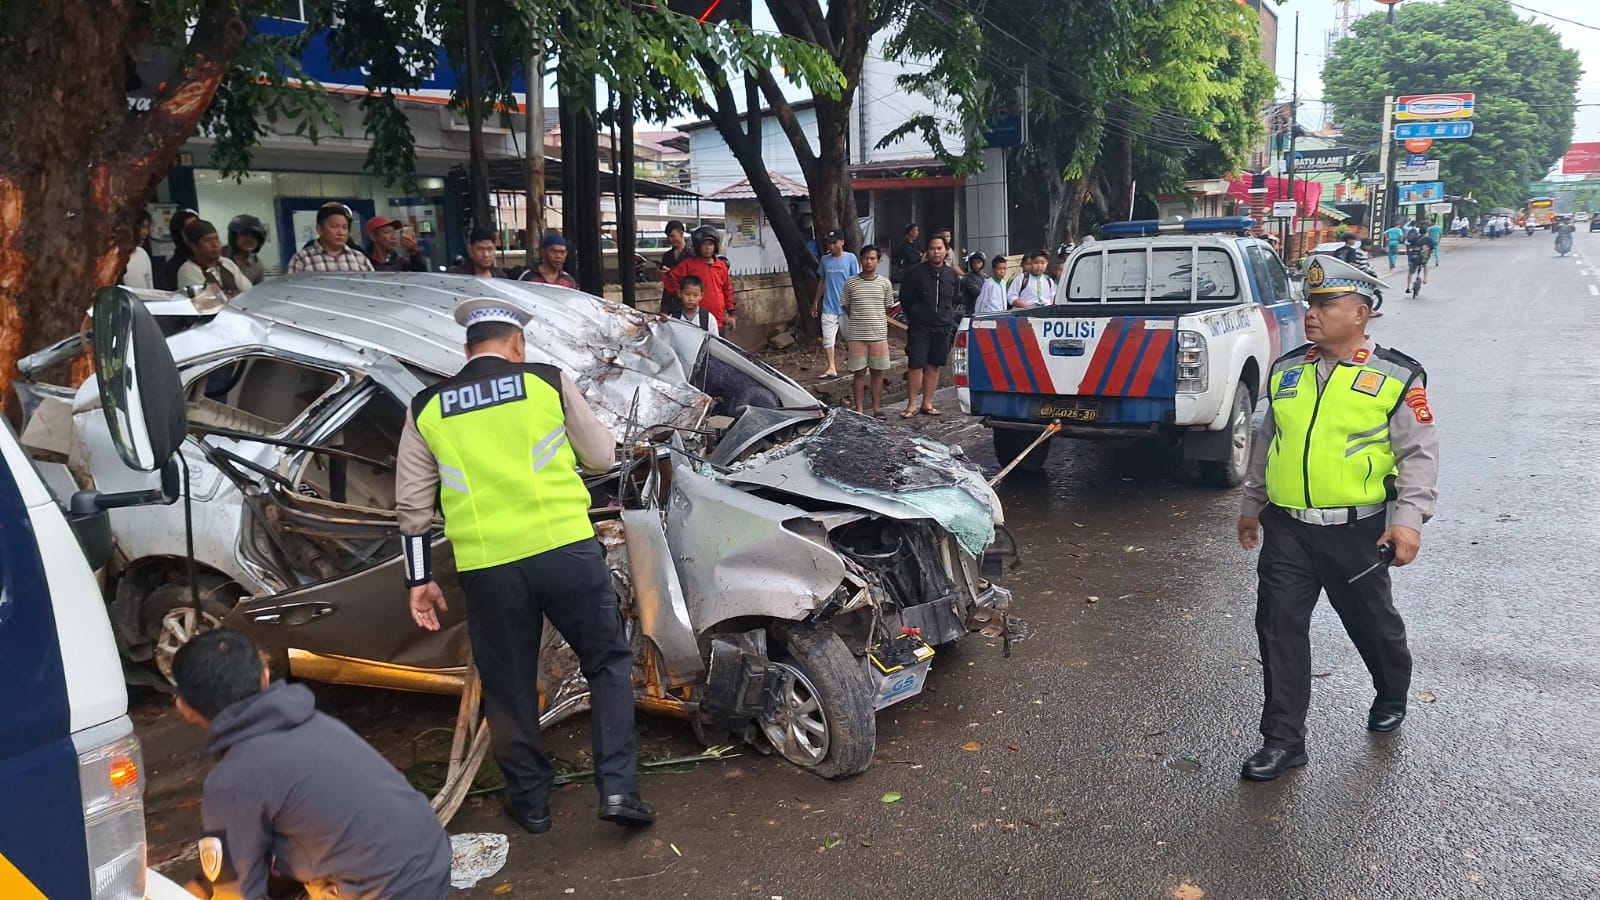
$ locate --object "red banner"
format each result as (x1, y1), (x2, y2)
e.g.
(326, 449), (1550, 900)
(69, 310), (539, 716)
(1562, 142), (1600, 176)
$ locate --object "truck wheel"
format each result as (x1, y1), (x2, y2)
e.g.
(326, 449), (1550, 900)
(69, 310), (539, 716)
(993, 428), (1052, 473)
(760, 625), (876, 779)
(1199, 384), (1252, 488)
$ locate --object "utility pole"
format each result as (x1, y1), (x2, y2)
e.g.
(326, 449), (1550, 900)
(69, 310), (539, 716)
(1284, 12), (1299, 261)
(1378, 94), (1397, 235)
(525, 48), (546, 251)
(463, 0), (492, 232)
(619, 92), (638, 308)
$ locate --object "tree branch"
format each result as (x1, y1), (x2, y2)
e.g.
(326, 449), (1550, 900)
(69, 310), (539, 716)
(119, 0), (248, 163)
(755, 69), (819, 171)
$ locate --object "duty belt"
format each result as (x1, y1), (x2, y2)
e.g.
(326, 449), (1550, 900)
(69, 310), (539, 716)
(1278, 503), (1385, 526)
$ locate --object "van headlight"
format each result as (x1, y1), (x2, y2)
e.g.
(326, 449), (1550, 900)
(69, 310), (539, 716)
(78, 733), (146, 899)
(1176, 330), (1208, 393)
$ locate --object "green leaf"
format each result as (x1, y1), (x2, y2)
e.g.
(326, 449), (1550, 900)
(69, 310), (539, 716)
(879, 792), (902, 803)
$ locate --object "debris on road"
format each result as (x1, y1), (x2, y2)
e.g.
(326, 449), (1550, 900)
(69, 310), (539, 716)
(1419, 690), (1439, 703)
(880, 792), (903, 803)
(448, 833), (509, 889)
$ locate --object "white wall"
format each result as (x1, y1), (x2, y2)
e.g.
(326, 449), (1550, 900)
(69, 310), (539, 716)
(854, 33), (968, 165)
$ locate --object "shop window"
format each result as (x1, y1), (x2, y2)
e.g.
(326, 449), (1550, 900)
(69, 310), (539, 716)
(186, 356), (343, 437)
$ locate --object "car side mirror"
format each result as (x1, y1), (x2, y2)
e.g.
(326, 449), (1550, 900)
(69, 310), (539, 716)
(67, 287), (187, 514)
(93, 286), (186, 471)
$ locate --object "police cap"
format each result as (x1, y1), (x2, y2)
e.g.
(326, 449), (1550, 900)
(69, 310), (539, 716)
(454, 297), (533, 329)
(1303, 255), (1380, 305)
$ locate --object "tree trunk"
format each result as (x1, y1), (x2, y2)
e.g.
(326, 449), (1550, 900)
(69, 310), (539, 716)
(809, 97), (861, 249)
(0, 2), (246, 403)
(1062, 173), (1091, 244)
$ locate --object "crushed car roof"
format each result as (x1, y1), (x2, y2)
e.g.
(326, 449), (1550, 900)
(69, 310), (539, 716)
(193, 273), (728, 434)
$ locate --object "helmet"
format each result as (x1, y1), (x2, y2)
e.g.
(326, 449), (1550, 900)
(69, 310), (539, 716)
(691, 225), (720, 252)
(228, 214), (268, 245)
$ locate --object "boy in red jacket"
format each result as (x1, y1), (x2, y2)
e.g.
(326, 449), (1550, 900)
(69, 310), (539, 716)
(663, 228), (736, 332)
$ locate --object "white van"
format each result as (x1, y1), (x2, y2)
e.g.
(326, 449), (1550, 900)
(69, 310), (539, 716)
(0, 288), (192, 899)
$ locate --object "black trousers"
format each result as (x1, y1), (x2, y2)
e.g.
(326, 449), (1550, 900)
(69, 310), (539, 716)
(1256, 507), (1412, 749)
(459, 538), (638, 806)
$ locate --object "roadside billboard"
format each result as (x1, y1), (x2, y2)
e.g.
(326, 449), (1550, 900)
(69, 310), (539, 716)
(1395, 93), (1475, 120)
(1562, 143), (1600, 176)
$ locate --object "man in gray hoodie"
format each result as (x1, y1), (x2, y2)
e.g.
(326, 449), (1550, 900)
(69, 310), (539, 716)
(172, 630), (451, 900)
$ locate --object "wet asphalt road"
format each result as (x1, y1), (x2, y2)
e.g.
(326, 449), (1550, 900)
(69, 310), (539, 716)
(144, 231), (1600, 899)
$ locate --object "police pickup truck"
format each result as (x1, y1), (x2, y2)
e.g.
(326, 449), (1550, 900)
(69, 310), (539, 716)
(2, 288), (191, 899)
(954, 217), (1305, 485)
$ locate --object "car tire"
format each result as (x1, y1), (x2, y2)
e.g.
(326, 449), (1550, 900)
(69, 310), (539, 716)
(139, 577), (280, 683)
(993, 428), (1052, 473)
(762, 625), (876, 780)
(1199, 384), (1252, 488)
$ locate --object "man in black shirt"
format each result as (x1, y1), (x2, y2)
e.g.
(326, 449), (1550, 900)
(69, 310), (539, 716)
(892, 222), (922, 285)
(657, 220), (695, 314)
(899, 235), (962, 419)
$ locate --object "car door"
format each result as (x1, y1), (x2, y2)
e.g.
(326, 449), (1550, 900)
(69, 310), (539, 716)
(1245, 244), (1306, 360)
(223, 358), (472, 676)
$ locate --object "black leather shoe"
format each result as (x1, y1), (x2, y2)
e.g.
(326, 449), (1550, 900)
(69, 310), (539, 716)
(505, 802), (551, 834)
(1367, 706), (1407, 732)
(599, 793), (656, 827)
(1240, 747), (1308, 781)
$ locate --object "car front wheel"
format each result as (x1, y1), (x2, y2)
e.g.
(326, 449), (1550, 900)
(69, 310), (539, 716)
(760, 625), (876, 779)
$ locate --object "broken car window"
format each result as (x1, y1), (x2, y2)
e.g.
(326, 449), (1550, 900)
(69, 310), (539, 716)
(185, 356), (344, 437)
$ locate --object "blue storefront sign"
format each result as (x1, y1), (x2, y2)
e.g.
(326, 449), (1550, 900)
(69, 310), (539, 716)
(1396, 181), (1446, 205)
(253, 16), (527, 103)
(1394, 122), (1474, 140)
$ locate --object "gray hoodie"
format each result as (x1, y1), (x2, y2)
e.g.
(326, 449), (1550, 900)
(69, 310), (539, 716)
(201, 682), (451, 900)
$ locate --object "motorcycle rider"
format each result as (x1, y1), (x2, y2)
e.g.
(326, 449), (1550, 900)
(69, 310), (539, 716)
(1403, 227), (1433, 294)
(1554, 216), (1576, 255)
(227, 215), (269, 284)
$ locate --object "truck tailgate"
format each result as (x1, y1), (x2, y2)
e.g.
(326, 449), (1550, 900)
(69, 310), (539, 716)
(969, 315), (1177, 398)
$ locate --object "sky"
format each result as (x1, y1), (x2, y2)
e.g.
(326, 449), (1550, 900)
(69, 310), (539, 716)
(1271, 0), (1600, 155)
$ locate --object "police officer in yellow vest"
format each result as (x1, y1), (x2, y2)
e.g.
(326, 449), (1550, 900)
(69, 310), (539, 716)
(1236, 256), (1439, 782)
(394, 297), (655, 830)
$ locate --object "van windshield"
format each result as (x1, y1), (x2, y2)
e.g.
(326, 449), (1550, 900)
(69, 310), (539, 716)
(1065, 247), (1241, 303)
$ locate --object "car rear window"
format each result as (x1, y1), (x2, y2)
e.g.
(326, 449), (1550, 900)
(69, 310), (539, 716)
(1065, 247), (1240, 302)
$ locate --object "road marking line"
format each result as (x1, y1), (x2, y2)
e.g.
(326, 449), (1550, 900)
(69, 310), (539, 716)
(1590, 285), (1599, 296)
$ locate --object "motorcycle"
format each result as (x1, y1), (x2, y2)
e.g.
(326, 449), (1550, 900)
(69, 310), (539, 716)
(1556, 232), (1573, 256)
(1526, 223), (1536, 236)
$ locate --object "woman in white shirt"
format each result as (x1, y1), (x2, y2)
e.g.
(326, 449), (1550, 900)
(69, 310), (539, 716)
(122, 210), (154, 289)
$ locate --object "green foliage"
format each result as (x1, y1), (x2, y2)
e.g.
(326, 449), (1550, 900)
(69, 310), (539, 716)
(177, 0), (840, 186)
(1322, 0), (1581, 208)
(885, 0), (1273, 227)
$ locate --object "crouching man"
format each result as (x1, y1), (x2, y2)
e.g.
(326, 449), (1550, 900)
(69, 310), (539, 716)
(173, 630), (451, 900)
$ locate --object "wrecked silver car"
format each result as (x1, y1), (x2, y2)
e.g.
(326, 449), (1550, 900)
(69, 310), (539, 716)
(17, 274), (1019, 778)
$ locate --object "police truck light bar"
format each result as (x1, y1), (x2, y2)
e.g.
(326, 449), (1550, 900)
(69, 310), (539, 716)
(1100, 217), (1256, 238)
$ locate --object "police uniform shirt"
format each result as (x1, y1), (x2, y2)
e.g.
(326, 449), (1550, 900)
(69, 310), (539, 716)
(394, 353), (617, 542)
(1241, 338), (1439, 532)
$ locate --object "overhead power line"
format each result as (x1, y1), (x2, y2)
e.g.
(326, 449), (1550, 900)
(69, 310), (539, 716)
(1506, 1), (1600, 33)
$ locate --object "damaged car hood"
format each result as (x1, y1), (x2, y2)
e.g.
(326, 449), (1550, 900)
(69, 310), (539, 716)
(723, 409), (1002, 556)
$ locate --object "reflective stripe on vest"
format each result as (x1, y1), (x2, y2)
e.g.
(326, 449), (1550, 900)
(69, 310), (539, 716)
(1264, 354), (1413, 510)
(415, 370), (593, 571)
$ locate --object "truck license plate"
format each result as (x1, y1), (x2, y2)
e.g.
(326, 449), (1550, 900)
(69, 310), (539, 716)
(1049, 339), (1086, 357)
(1034, 399), (1099, 422)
